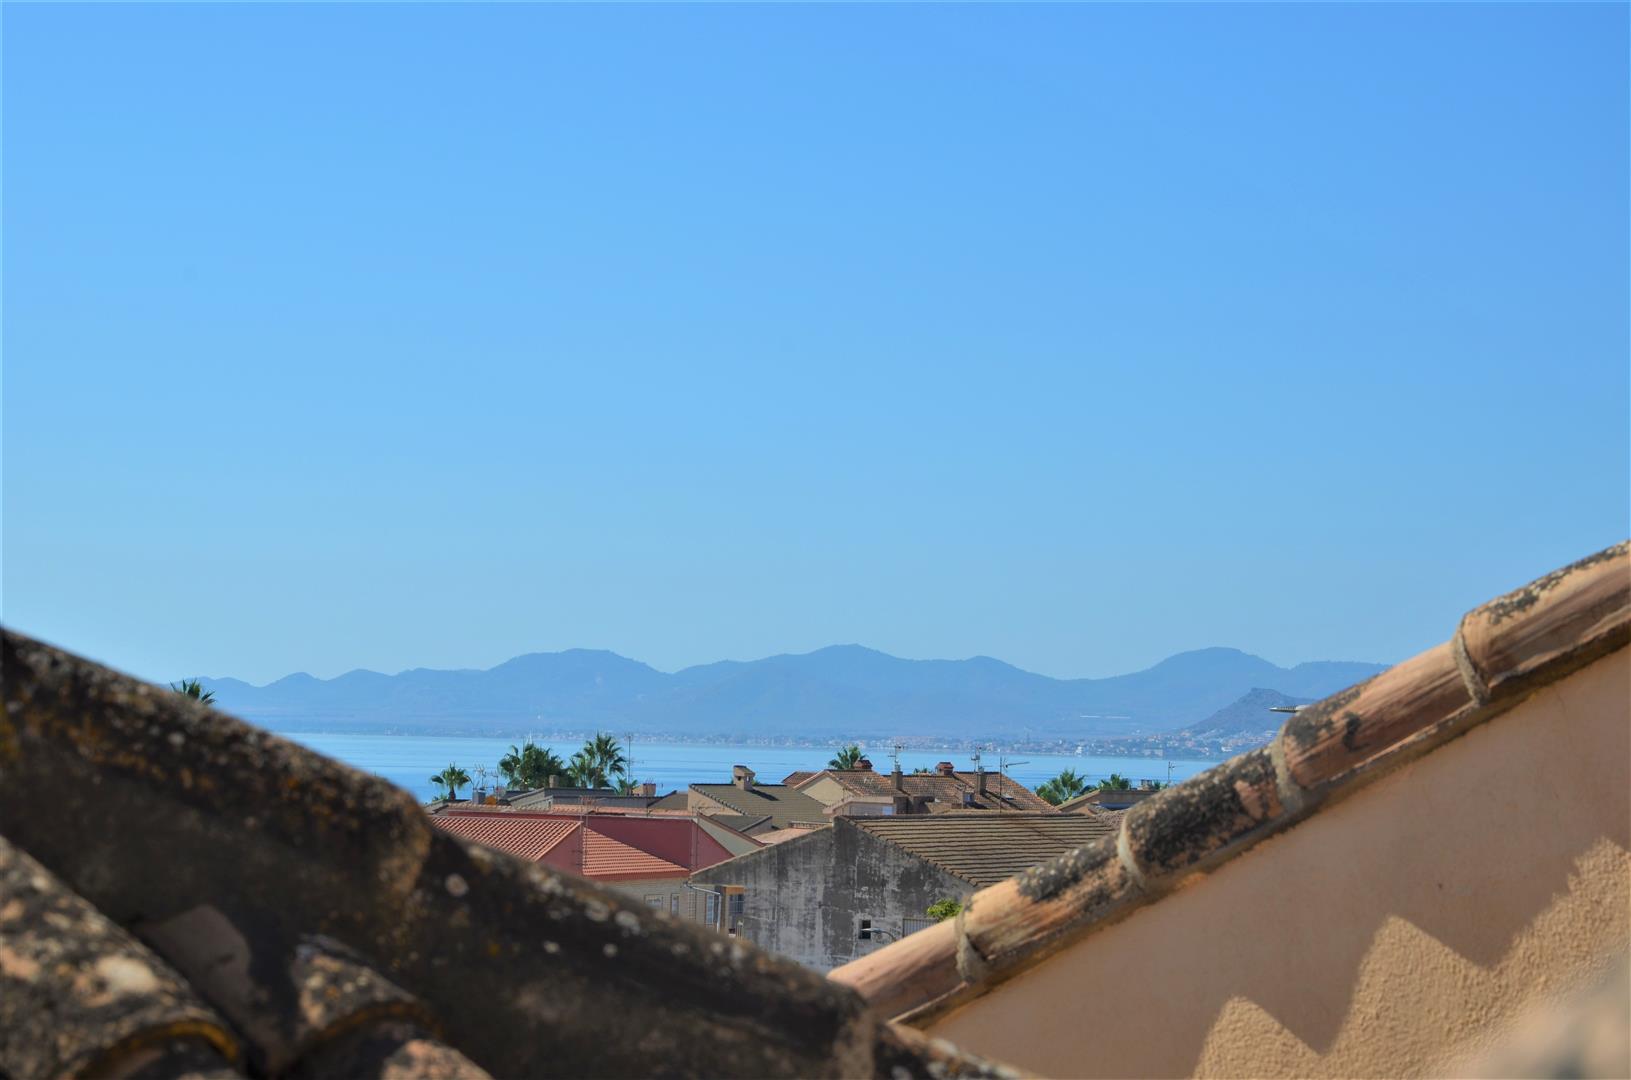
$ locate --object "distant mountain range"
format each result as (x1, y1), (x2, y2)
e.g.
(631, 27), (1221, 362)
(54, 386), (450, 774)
(1181, 687), (1318, 739)
(198, 645), (1386, 740)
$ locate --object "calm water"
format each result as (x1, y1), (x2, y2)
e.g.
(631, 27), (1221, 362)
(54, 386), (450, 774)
(282, 732), (1215, 803)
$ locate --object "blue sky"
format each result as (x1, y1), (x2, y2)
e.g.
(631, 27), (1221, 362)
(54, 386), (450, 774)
(3, 4), (1626, 686)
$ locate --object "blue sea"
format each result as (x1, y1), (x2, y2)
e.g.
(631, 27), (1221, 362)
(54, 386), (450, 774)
(281, 732), (1216, 803)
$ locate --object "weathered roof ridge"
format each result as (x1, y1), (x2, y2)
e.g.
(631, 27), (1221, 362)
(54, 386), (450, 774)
(0, 630), (1013, 1078)
(828, 540), (1630, 1023)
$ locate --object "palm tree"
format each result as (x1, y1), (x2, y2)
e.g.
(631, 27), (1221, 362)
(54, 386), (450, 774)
(430, 763), (471, 802)
(499, 742), (567, 789)
(1100, 772), (1134, 791)
(1036, 768), (1091, 806)
(587, 732), (627, 780)
(828, 744), (863, 770)
(563, 732), (628, 789)
(170, 679), (216, 706)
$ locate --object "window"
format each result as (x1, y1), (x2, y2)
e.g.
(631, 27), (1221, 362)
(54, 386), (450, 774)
(728, 893), (745, 918)
(670, 895), (680, 915)
(705, 892), (719, 927)
(644, 895), (664, 909)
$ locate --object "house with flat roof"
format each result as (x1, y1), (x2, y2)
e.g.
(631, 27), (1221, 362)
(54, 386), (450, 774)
(691, 812), (1114, 971)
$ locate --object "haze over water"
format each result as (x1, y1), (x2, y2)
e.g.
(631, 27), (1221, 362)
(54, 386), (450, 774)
(288, 732), (1214, 804)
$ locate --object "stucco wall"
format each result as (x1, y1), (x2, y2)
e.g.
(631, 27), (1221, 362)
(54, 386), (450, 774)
(604, 876), (704, 922)
(693, 821), (971, 971)
(923, 648), (1631, 1078)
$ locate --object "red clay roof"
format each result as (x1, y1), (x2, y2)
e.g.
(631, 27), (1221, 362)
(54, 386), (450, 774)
(432, 812), (578, 861)
(803, 769), (1054, 812)
(581, 829), (687, 880)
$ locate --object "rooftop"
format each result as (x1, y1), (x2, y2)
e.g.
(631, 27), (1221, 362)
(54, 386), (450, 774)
(800, 768), (1053, 813)
(0, 628), (1011, 1079)
(850, 813), (1116, 887)
(828, 540), (1630, 1026)
(431, 811), (579, 861)
(690, 781), (831, 830)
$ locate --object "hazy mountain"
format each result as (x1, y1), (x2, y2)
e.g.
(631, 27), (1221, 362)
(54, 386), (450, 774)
(197, 645), (1385, 740)
(1181, 687), (1318, 738)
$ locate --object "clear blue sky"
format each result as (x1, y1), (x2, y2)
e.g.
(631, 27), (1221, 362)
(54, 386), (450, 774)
(3, 4), (1626, 686)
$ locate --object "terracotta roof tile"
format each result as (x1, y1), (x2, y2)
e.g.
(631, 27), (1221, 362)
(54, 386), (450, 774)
(580, 828), (687, 879)
(806, 769), (1053, 812)
(0, 628), (1015, 1079)
(828, 540), (1631, 1026)
(431, 812), (579, 861)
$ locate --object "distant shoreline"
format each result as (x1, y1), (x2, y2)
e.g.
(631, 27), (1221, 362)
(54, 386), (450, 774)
(262, 725), (1252, 762)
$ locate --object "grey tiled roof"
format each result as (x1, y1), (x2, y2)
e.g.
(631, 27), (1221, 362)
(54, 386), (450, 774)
(851, 813), (1115, 887)
(690, 783), (831, 830)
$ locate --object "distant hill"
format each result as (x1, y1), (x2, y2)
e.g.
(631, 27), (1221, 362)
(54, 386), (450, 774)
(1181, 687), (1318, 738)
(197, 645), (1385, 740)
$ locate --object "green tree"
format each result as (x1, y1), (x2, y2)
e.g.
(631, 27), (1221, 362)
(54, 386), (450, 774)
(587, 732), (627, 779)
(828, 744), (863, 770)
(498, 742), (567, 789)
(565, 732), (628, 789)
(1036, 768), (1091, 806)
(926, 898), (962, 922)
(1100, 772), (1134, 791)
(430, 763), (471, 802)
(170, 679), (216, 706)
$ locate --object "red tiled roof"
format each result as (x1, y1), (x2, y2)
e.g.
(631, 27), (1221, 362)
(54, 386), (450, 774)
(432, 812), (578, 861)
(581, 829), (687, 880)
(803, 769), (1054, 812)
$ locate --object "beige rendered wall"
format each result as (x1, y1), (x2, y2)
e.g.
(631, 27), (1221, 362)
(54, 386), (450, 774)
(923, 649), (1631, 1079)
(799, 775), (852, 807)
(604, 877), (706, 923)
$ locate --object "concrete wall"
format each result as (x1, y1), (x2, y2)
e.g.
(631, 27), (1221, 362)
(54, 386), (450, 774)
(920, 649), (1631, 1078)
(693, 820), (973, 971)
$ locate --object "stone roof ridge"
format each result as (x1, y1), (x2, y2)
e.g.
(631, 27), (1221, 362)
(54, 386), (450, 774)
(0, 629), (1017, 1079)
(827, 540), (1631, 1024)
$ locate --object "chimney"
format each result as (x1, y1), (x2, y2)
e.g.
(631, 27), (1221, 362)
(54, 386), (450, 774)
(935, 761), (956, 776)
(892, 793), (912, 816)
(547, 775), (558, 789)
(891, 764), (904, 791)
(732, 765), (756, 790)
(977, 768), (989, 798)
(637, 781), (656, 798)
(856, 758), (873, 772)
